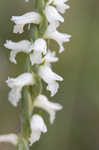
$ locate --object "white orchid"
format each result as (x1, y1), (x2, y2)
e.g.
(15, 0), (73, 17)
(29, 38), (47, 65)
(11, 12), (42, 34)
(4, 40), (32, 64)
(43, 50), (59, 63)
(34, 95), (63, 124)
(44, 22), (71, 53)
(48, 0), (70, 14)
(44, 5), (64, 23)
(6, 73), (35, 107)
(38, 64), (63, 96)
(29, 114), (47, 145)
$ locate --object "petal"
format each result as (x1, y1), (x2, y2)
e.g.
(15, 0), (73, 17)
(8, 87), (21, 107)
(13, 24), (24, 34)
(45, 5), (64, 23)
(44, 50), (59, 63)
(11, 12), (42, 33)
(30, 38), (47, 54)
(39, 64), (63, 83)
(30, 115), (47, 132)
(47, 81), (59, 96)
(44, 23), (71, 53)
(38, 64), (63, 96)
(6, 73), (35, 106)
(6, 73), (35, 88)
(29, 131), (41, 146)
(51, 0), (70, 14)
(29, 114), (47, 145)
(4, 40), (32, 64)
(30, 51), (42, 65)
(0, 134), (18, 146)
(34, 95), (63, 124)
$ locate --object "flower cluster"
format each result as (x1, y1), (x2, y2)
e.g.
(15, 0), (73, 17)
(3, 0), (71, 148)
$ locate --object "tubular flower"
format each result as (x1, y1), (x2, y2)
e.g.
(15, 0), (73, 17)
(44, 22), (71, 53)
(11, 12), (42, 33)
(30, 38), (47, 65)
(48, 0), (70, 14)
(29, 114), (47, 145)
(34, 95), (63, 124)
(43, 50), (59, 63)
(4, 40), (32, 64)
(6, 73), (35, 107)
(44, 5), (64, 24)
(38, 64), (63, 96)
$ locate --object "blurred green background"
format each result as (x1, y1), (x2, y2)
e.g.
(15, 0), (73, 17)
(0, 0), (99, 150)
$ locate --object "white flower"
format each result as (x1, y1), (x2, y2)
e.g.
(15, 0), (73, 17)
(43, 50), (59, 63)
(38, 64), (63, 96)
(34, 95), (63, 124)
(44, 22), (71, 53)
(11, 12), (42, 33)
(48, 0), (70, 14)
(30, 51), (42, 66)
(6, 73), (35, 107)
(29, 114), (47, 145)
(30, 38), (47, 65)
(44, 5), (64, 23)
(30, 38), (47, 54)
(4, 40), (32, 64)
(0, 134), (18, 146)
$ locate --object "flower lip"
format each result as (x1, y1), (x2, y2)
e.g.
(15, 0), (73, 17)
(11, 11), (42, 33)
(29, 114), (47, 145)
(29, 38), (47, 54)
(6, 73), (35, 107)
(45, 5), (64, 23)
(34, 94), (63, 124)
(38, 64), (63, 96)
(4, 40), (32, 64)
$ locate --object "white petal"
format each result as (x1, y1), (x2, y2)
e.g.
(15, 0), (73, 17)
(13, 24), (24, 34)
(44, 50), (59, 63)
(11, 12), (42, 33)
(0, 134), (18, 146)
(49, 0), (70, 14)
(30, 38), (47, 54)
(29, 114), (47, 145)
(30, 51), (42, 65)
(4, 40), (32, 64)
(45, 5), (64, 23)
(44, 23), (71, 53)
(6, 73), (34, 88)
(6, 73), (35, 106)
(38, 64), (63, 96)
(29, 131), (41, 145)
(34, 95), (63, 124)
(8, 87), (21, 107)
(47, 81), (59, 97)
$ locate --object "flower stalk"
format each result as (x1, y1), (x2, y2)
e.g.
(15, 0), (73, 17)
(3, 0), (71, 149)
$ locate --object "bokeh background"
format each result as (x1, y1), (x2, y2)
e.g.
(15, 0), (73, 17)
(0, 0), (99, 150)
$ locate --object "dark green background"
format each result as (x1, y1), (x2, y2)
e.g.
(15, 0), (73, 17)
(0, 0), (99, 150)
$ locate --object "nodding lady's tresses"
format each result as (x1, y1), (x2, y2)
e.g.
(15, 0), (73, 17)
(2, 0), (71, 149)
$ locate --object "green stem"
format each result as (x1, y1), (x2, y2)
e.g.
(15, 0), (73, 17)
(18, 0), (48, 150)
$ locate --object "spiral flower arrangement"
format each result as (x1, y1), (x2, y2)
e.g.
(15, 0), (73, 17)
(0, 0), (71, 149)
